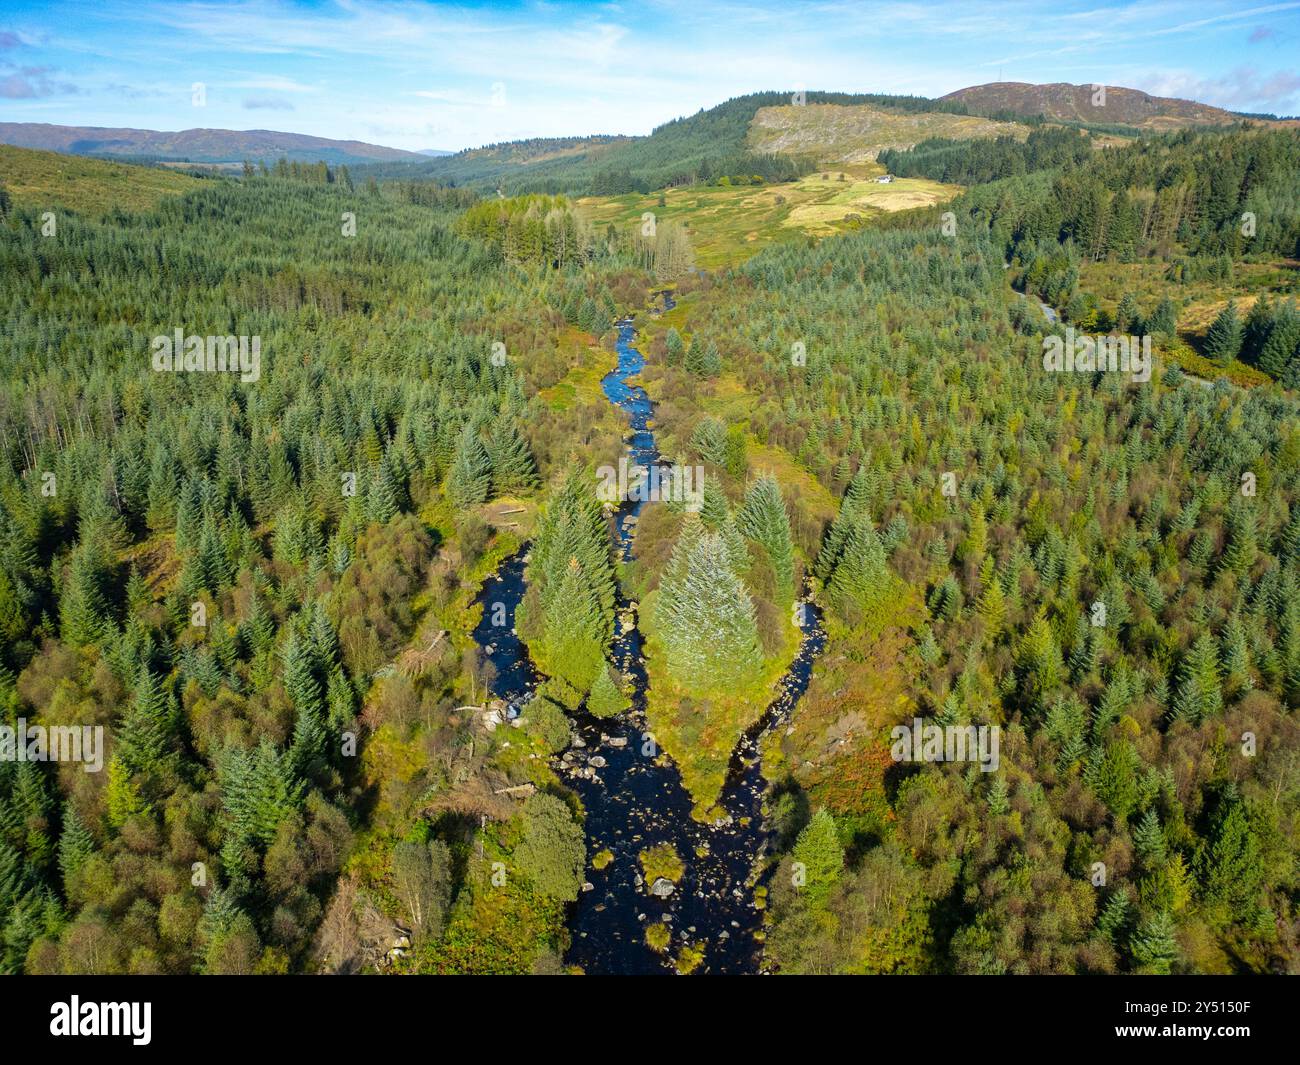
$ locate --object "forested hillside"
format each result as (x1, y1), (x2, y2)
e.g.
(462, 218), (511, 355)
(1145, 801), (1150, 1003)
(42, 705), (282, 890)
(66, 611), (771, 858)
(0, 161), (684, 973)
(360, 92), (978, 196)
(881, 126), (1300, 387)
(637, 202), (1300, 974)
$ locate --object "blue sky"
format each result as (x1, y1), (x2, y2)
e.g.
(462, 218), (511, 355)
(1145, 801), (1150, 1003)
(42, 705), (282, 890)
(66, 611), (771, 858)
(2, 0), (1299, 151)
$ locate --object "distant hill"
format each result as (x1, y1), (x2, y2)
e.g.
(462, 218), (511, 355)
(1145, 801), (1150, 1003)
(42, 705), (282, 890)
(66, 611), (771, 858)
(364, 92), (958, 193)
(0, 144), (206, 213)
(940, 82), (1242, 129)
(748, 103), (1028, 163)
(361, 134), (633, 185)
(417, 148), (454, 157)
(0, 122), (424, 165)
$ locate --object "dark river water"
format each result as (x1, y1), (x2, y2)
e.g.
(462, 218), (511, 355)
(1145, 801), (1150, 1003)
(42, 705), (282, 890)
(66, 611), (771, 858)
(471, 295), (825, 973)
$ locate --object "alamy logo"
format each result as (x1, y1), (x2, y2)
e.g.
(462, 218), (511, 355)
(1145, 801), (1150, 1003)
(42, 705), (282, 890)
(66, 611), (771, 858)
(1043, 328), (1151, 383)
(151, 329), (262, 382)
(50, 997), (151, 1045)
(597, 458), (704, 511)
(890, 719), (1000, 773)
(0, 720), (103, 773)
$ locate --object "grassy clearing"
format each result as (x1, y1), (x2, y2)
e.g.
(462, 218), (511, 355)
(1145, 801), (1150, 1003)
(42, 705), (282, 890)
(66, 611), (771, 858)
(1079, 259), (1299, 328)
(537, 331), (619, 411)
(1157, 338), (1272, 389)
(578, 165), (959, 270)
(1077, 258), (1298, 388)
(0, 144), (206, 214)
(779, 172), (958, 235)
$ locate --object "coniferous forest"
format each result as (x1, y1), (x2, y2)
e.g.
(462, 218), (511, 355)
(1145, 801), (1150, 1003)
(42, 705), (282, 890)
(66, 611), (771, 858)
(4, 3), (1300, 1014)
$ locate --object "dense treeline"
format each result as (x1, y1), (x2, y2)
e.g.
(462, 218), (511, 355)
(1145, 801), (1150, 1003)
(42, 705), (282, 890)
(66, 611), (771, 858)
(927, 128), (1300, 385)
(880, 127), (1094, 185)
(952, 127), (1300, 263)
(456, 194), (595, 267)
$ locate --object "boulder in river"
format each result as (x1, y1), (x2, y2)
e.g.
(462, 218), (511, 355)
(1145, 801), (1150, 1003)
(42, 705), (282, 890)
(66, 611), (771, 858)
(650, 878), (675, 898)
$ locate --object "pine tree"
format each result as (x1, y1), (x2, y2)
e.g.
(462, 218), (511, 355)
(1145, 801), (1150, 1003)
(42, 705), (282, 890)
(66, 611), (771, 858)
(685, 338), (720, 377)
(1222, 502), (1258, 577)
(57, 803), (94, 888)
(1096, 887), (1133, 943)
(791, 808), (844, 906)
(1146, 296), (1178, 336)
(309, 601), (341, 672)
(60, 546), (111, 646)
(1133, 807), (1167, 867)
(699, 477), (730, 529)
(366, 461), (400, 523)
(826, 515), (889, 618)
(1239, 296), (1275, 364)
(105, 757), (144, 828)
(664, 328), (686, 367)
(1129, 910), (1178, 974)
(486, 418), (538, 494)
(1084, 740), (1141, 822)
(690, 416), (728, 465)
(816, 468), (871, 582)
(1257, 301), (1300, 378)
(735, 475), (794, 605)
(656, 523), (762, 693)
(194, 514), (232, 593)
(719, 515), (750, 575)
(1202, 300), (1243, 365)
(1198, 788), (1262, 910)
(1220, 611), (1252, 693)
(541, 557), (607, 691)
(1018, 610), (1063, 697)
(282, 625), (327, 776)
(1114, 292), (1141, 333)
(1169, 631), (1223, 725)
(117, 670), (176, 780)
(987, 776), (1010, 815)
(959, 500), (988, 565)
(526, 471), (617, 693)
(446, 423), (492, 508)
(219, 740), (305, 878)
(326, 665), (356, 730)
(1280, 506), (1300, 562)
(586, 663), (629, 719)
(245, 591), (276, 657)
(979, 578), (1007, 639)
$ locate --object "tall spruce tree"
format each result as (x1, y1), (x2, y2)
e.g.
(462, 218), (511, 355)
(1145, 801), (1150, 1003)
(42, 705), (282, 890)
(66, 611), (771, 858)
(656, 520), (762, 693)
(735, 475), (794, 605)
(526, 471), (617, 693)
(446, 423), (492, 508)
(486, 418), (538, 494)
(1202, 300), (1243, 365)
